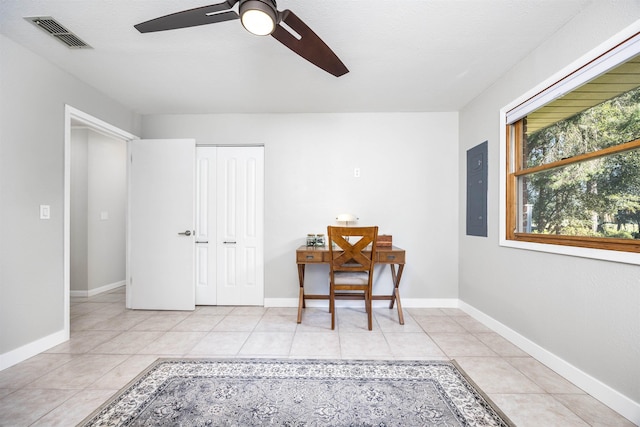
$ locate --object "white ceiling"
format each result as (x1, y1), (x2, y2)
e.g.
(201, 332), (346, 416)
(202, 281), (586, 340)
(0, 0), (593, 115)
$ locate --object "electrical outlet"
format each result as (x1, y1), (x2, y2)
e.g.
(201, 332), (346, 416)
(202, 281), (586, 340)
(354, 167), (361, 178)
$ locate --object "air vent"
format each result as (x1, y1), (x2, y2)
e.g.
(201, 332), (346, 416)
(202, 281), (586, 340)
(25, 16), (92, 49)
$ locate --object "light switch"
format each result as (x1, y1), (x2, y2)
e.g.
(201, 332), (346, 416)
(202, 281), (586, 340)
(40, 205), (50, 220)
(100, 211), (109, 220)
(354, 167), (361, 178)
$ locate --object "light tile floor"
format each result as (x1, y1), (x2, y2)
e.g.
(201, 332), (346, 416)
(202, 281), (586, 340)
(0, 287), (635, 426)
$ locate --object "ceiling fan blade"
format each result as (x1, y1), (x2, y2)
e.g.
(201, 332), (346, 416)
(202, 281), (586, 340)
(271, 10), (349, 77)
(135, 1), (240, 33)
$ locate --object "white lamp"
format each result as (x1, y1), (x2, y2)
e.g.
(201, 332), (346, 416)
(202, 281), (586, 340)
(240, 0), (277, 36)
(336, 213), (358, 226)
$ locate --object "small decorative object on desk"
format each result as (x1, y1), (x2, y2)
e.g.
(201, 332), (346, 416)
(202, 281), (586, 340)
(306, 234), (316, 246)
(377, 235), (392, 247)
(306, 234), (326, 246)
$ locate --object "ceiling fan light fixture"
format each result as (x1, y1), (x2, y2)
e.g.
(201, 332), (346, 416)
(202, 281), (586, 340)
(240, 0), (277, 36)
(134, 0), (348, 76)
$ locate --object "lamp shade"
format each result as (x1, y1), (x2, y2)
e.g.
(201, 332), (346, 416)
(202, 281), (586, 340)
(240, 0), (277, 36)
(336, 213), (358, 223)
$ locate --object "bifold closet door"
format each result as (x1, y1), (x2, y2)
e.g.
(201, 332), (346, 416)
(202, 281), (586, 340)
(195, 146), (264, 306)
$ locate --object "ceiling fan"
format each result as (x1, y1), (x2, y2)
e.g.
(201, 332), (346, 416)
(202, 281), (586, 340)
(134, 0), (349, 77)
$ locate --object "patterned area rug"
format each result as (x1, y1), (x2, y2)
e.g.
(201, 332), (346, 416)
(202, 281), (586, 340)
(80, 358), (514, 426)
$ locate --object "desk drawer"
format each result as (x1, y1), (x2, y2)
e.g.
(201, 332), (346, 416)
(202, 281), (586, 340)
(297, 251), (325, 263)
(377, 251), (405, 264)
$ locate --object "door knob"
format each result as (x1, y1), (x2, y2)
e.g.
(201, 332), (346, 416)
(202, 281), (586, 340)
(178, 230), (192, 236)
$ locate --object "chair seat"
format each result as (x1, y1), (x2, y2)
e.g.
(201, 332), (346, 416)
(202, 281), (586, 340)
(333, 271), (370, 285)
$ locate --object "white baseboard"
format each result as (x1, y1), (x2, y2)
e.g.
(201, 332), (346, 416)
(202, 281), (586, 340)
(401, 298), (459, 308)
(459, 300), (640, 424)
(70, 280), (125, 298)
(263, 298), (459, 308)
(263, 298), (298, 307)
(0, 329), (68, 371)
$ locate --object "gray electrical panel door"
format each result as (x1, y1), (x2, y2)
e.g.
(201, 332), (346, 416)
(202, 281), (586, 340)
(466, 141), (488, 237)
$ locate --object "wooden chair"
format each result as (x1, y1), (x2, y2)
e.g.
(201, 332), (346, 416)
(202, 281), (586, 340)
(327, 225), (378, 330)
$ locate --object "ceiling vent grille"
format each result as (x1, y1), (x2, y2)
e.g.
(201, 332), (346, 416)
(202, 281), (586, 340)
(25, 16), (92, 49)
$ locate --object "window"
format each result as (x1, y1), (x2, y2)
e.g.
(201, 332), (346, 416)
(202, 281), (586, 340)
(505, 33), (640, 254)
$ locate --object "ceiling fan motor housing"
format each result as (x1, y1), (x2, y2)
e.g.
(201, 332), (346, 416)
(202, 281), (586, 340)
(239, 0), (279, 35)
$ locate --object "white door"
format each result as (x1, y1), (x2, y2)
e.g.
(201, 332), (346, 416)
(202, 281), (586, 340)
(216, 146), (264, 305)
(128, 139), (196, 310)
(194, 148), (217, 305)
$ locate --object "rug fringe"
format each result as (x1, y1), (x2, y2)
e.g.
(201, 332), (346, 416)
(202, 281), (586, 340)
(451, 359), (517, 427)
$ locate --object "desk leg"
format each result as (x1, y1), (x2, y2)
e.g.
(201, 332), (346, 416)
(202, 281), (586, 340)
(297, 264), (306, 323)
(389, 264), (405, 325)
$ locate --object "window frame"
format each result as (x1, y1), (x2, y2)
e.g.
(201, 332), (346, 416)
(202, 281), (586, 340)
(500, 23), (640, 265)
(507, 127), (640, 253)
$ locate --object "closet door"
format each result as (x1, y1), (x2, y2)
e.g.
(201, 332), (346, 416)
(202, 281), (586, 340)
(195, 147), (217, 305)
(216, 146), (264, 306)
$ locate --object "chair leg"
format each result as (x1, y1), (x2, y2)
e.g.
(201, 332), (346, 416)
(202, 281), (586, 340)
(330, 283), (336, 330)
(366, 291), (372, 331)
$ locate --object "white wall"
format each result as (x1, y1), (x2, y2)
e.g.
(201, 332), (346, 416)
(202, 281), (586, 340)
(458, 0), (640, 416)
(87, 130), (127, 292)
(142, 112), (459, 303)
(71, 128), (127, 294)
(0, 33), (138, 364)
(71, 129), (89, 291)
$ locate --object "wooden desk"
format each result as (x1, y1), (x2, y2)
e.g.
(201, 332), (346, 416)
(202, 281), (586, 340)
(296, 245), (406, 325)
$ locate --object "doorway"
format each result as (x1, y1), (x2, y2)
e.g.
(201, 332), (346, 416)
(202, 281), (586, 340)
(70, 126), (127, 297)
(64, 105), (136, 338)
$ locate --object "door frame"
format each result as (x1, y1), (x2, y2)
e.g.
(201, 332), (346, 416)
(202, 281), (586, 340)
(63, 105), (137, 338)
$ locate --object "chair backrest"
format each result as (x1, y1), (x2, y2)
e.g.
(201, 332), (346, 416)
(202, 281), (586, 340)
(327, 226), (378, 273)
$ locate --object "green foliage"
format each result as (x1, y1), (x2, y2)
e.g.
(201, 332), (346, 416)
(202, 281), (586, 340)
(524, 86), (640, 239)
(603, 229), (635, 239)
